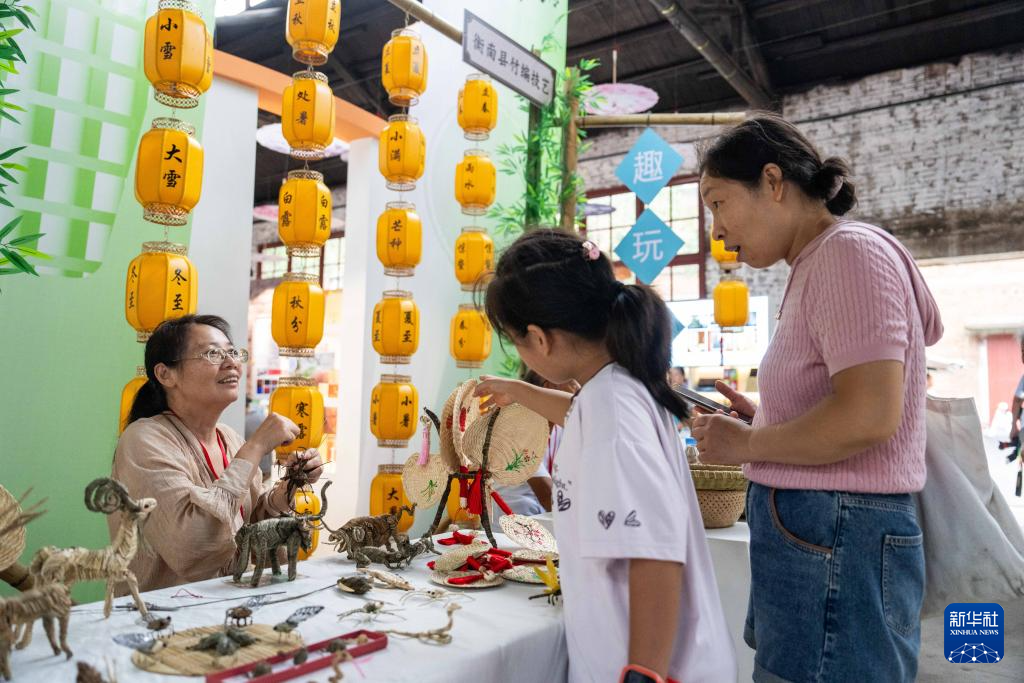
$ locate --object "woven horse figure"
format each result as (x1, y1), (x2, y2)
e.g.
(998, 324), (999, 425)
(232, 480), (331, 587)
(0, 583), (72, 680)
(28, 478), (155, 619)
(324, 504), (416, 567)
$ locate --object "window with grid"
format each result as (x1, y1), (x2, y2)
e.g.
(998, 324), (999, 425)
(585, 178), (705, 301)
(322, 236), (346, 291)
(259, 245), (289, 280)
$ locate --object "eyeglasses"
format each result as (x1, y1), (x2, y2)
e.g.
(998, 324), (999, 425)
(175, 348), (250, 365)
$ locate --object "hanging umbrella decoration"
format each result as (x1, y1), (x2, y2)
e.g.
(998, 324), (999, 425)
(582, 48), (659, 116)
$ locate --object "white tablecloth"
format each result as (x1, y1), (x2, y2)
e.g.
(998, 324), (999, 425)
(10, 533), (567, 682)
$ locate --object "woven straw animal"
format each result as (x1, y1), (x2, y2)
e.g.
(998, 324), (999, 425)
(324, 505), (415, 568)
(0, 583), (72, 680)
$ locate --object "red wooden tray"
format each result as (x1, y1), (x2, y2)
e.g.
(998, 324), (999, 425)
(205, 629), (388, 683)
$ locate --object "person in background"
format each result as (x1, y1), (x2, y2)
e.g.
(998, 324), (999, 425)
(245, 395), (272, 483)
(1010, 336), (1024, 447)
(668, 366), (687, 391)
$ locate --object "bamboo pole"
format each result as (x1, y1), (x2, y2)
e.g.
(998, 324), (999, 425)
(560, 69), (581, 232)
(385, 0), (463, 44)
(577, 112), (747, 128)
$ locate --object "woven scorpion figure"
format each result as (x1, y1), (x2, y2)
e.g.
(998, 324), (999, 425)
(28, 478), (155, 619)
(0, 583), (72, 680)
(324, 504), (416, 568)
(232, 480), (331, 587)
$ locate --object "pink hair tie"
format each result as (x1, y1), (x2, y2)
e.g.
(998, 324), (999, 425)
(581, 240), (600, 261)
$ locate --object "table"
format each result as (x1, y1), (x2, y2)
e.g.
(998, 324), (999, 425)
(9, 533), (566, 682)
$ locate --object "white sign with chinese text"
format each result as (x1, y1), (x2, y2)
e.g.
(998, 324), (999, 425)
(462, 11), (555, 107)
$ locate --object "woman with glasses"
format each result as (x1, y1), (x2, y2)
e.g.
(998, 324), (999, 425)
(110, 314), (324, 591)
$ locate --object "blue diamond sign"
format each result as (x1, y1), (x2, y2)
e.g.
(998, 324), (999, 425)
(614, 209), (683, 285)
(614, 128), (684, 205)
(670, 310), (684, 340)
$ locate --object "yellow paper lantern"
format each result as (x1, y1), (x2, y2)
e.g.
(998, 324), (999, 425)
(369, 464), (414, 532)
(379, 114), (425, 192)
(714, 275), (750, 329)
(285, 0), (341, 66)
(143, 0), (213, 109)
(125, 241), (198, 342)
(371, 290), (419, 365)
(294, 487), (321, 560)
(370, 374), (418, 448)
(119, 366), (147, 435)
(279, 169), (332, 257)
(458, 73), (497, 141)
(454, 149), (496, 216)
(450, 304), (492, 369)
(272, 273), (325, 357)
(270, 376), (324, 458)
(376, 201), (422, 277)
(135, 118), (204, 226)
(381, 28), (428, 106)
(282, 70), (336, 161)
(454, 227), (495, 292)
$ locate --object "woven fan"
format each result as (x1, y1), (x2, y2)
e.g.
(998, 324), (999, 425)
(0, 485), (46, 572)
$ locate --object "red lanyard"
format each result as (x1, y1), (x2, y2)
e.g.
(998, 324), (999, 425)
(198, 430), (245, 521)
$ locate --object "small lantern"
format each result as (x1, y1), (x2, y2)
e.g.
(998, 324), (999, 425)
(125, 241), (198, 342)
(379, 114), (425, 192)
(454, 227), (494, 292)
(714, 274), (749, 330)
(135, 118), (204, 226)
(381, 28), (428, 106)
(371, 290), (419, 365)
(270, 376), (324, 458)
(143, 0), (213, 109)
(369, 464), (414, 532)
(279, 169), (332, 257)
(710, 233), (739, 269)
(294, 487), (321, 560)
(272, 273), (325, 357)
(119, 366), (147, 435)
(370, 374), (418, 448)
(454, 149), (496, 216)
(458, 74), (497, 141)
(285, 0), (341, 66)
(282, 70), (336, 161)
(376, 201), (422, 277)
(450, 304), (492, 369)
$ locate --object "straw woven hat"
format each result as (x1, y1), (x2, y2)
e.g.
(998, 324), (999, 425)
(0, 486), (26, 571)
(430, 570), (504, 589)
(438, 386), (463, 470)
(402, 453), (450, 508)
(461, 404), (548, 486)
(452, 378), (484, 462)
(434, 538), (491, 572)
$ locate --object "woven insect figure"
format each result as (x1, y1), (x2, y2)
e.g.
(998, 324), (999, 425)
(28, 478), (155, 618)
(232, 480), (332, 587)
(336, 600), (404, 626)
(322, 504), (416, 568)
(0, 583), (72, 680)
(272, 605), (324, 642)
(381, 603), (461, 645)
(530, 558), (562, 606)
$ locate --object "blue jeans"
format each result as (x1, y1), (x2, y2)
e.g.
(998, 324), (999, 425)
(744, 482), (924, 682)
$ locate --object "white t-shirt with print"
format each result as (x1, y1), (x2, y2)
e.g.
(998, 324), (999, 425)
(553, 364), (736, 683)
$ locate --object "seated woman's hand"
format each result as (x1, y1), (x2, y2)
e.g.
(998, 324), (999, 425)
(282, 448), (324, 484)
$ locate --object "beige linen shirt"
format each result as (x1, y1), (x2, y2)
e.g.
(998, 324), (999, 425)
(110, 412), (284, 592)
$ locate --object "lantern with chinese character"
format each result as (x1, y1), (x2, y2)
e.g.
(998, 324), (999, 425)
(294, 487), (321, 560)
(285, 0), (341, 66)
(381, 28), (428, 106)
(710, 233), (739, 268)
(369, 464), (414, 532)
(450, 304), (492, 369)
(125, 241), (198, 342)
(370, 374), (418, 448)
(454, 149), (496, 216)
(119, 366), (147, 434)
(458, 74), (497, 141)
(270, 377), (324, 458)
(279, 169), (332, 257)
(143, 0), (213, 109)
(371, 290), (419, 365)
(376, 202), (422, 277)
(272, 273), (325, 357)
(282, 70), (335, 161)
(454, 227), (494, 292)
(379, 114), (425, 192)
(135, 118), (204, 226)
(714, 274), (749, 329)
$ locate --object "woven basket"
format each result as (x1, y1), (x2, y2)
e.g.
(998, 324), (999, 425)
(690, 465), (747, 528)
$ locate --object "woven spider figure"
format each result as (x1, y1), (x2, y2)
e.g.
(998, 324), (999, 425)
(336, 600), (404, 625)
(398, 587), (474, 608)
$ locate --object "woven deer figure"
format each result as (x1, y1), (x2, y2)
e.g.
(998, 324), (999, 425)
(28, 478), (155, 619)
(0, 583), (72, 680)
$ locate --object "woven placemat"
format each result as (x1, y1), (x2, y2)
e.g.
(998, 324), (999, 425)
(0, 486), (26, 571)
(131, 624), (303, 676)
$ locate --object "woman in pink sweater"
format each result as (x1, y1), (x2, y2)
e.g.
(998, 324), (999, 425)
(692, 114), (943, 682)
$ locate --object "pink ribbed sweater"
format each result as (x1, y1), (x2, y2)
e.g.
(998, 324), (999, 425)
(745, 220), (943, 493)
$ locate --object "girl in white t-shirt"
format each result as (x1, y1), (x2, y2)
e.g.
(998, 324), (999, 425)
(475, 230), (736, 683)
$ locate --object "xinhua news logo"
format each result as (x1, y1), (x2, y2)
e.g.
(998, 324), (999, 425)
(944, 603), (1004, 664)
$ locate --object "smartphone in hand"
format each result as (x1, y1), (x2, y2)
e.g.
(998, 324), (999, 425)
(673, 386), (754, 424)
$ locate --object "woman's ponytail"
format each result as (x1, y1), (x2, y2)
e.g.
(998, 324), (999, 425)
(126, 378), (169, 426)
